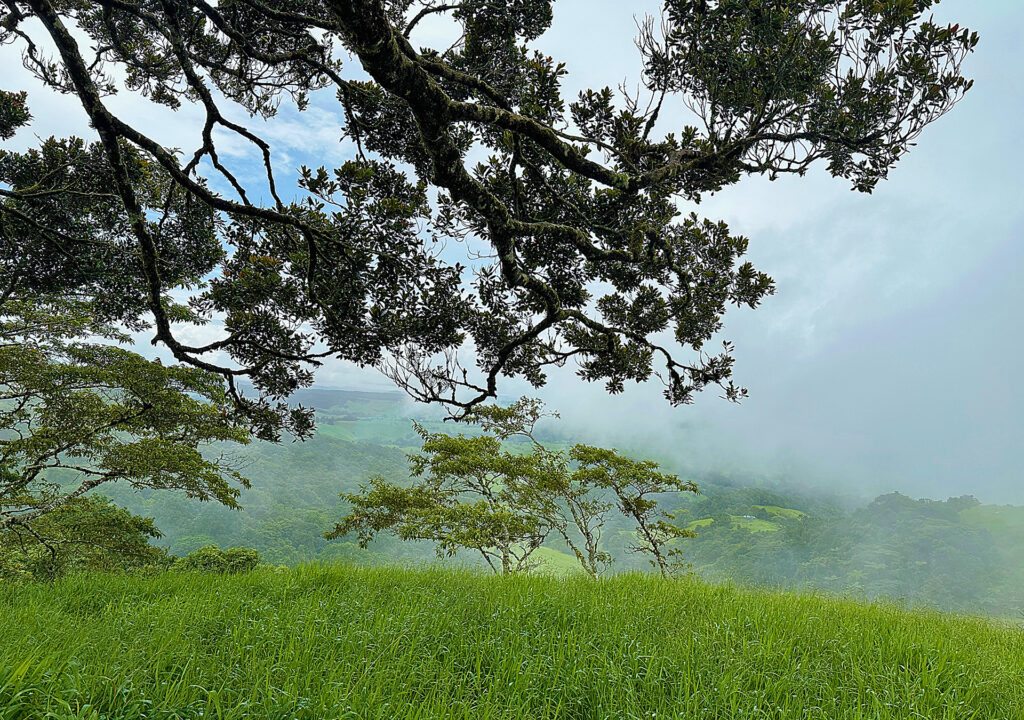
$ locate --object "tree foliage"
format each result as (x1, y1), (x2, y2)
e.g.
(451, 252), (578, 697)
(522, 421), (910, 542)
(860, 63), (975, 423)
(330, 398), (697, 576)
(0, 0), (976, 425)
(172, 544), (261, 574)
(0, 495), (165, 582)
(0, 295), (251, 547)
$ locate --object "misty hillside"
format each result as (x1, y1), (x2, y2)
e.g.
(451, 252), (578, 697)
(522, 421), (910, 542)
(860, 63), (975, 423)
(102, 389), (1024, 617)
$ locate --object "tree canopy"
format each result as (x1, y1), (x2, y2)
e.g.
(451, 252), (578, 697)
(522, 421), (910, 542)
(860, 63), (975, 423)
(0, 495), (165, 582)
(0, 296), (251, 542)
(1, 0), (976, 430)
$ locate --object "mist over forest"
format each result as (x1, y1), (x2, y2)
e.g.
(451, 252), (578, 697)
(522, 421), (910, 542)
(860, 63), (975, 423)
(92, 386), (1024, 618)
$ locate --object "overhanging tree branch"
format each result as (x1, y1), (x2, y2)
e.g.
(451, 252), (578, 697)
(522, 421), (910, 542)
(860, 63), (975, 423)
(1, 0), (976, 421)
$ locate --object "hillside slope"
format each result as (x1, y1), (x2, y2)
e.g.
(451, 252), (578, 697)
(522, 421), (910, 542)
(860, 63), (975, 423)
(1, 565), (1022, 720)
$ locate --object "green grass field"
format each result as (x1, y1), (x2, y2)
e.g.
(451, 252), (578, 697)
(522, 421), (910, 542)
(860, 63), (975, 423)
(1, 565), (1022, 719)
(753, 506), (807, 519)
(686, 515), (780, 533)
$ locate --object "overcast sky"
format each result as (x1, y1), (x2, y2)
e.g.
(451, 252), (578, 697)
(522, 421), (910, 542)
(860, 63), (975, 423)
(5, 1), (1021, 503)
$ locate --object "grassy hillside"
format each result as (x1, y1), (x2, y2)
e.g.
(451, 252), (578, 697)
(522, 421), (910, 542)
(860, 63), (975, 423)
(1, 565), (1022, 720)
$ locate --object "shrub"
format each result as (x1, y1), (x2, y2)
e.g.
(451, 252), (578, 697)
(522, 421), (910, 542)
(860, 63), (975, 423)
(0, 497), (166, 583)
(174, 546), (260, 574)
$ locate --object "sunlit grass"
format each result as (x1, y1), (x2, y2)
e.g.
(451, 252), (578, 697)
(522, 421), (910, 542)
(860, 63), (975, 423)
(1, 565), (1022, 719)
(730, 517), (779, 533)
(754, 505), (807, 519)
(686, 515), (780, 533)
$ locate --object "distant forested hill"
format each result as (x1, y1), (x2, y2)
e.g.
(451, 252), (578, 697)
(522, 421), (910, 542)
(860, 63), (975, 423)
(101, 388), (1024, 616)
(104, 433), (409, 565)
(677, 490), (1022, 615)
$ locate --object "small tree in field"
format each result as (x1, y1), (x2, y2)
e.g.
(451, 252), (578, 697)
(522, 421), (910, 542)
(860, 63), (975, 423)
(570, 445), (697, 577)
(329, 398), (697, 577)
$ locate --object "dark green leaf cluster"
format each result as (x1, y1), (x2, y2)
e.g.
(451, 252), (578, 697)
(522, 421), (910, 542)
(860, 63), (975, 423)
(0, 137), (220, 328)
(0, 90), (31, 141)
(0, 0), (975, 421)
(643, 0), (978, 191)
